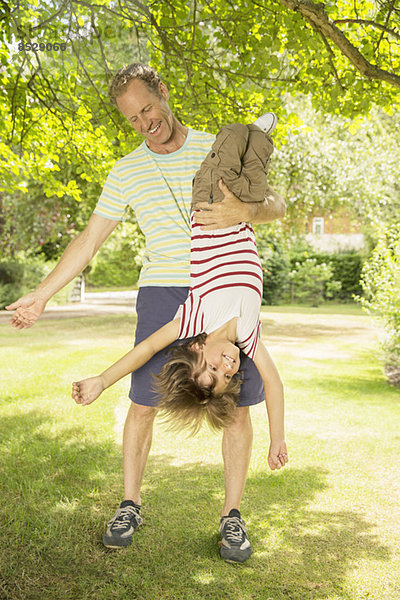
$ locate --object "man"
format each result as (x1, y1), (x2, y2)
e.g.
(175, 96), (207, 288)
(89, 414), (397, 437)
(7, 63), (286, 563)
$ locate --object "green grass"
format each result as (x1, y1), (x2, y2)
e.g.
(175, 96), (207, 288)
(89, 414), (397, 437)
(0, 309), (399, 600)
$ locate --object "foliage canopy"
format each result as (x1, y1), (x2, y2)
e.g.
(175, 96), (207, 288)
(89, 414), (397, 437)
(0, 0), (399, 258)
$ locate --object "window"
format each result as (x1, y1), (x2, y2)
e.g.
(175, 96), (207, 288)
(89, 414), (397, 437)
(313, 217), (324, 235)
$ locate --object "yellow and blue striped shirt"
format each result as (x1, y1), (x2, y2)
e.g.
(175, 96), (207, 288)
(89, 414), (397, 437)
(94, 129), (215, 287)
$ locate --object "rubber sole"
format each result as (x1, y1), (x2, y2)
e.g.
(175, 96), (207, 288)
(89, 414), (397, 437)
(102, 523), (142, 549)
(219, 540), (252, 563)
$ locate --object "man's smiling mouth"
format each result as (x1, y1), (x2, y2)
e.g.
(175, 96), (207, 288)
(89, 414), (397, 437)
(148, 122), (161, 134)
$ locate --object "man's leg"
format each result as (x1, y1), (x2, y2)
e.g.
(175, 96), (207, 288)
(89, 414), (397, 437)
(123, 402), (157, 504)
(221, 406), (253, 515)
(102, 402), (156, 549)
(103, 286), (189, 549)
(219, 406), (253, 563)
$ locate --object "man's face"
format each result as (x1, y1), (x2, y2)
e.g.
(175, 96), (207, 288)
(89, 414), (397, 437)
(195, 338), (240, 394)
(116, 78), (175, 149)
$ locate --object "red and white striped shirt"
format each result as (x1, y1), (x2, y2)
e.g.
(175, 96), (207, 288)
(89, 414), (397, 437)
(175, 214), (263, 359)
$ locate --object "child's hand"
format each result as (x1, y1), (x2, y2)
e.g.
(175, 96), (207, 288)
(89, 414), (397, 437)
(72, 376), (104, 406)
(268, 440), (288, 471)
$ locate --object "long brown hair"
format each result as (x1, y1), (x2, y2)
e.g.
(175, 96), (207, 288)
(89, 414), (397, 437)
(154, 333), (241, 435)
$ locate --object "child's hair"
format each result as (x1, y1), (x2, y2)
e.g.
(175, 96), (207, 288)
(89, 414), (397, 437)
(154, 333), (241, 434)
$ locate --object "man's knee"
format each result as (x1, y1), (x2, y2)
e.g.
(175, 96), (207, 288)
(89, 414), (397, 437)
(126, 402), (158, 428)
(226, 406), (251, 432)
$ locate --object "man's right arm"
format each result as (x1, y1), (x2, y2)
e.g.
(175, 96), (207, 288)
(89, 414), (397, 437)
(193, 181), (286, 230)
(6, 214), (119, 329)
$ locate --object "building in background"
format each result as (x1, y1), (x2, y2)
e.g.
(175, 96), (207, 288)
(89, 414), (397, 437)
(306, 208), (365, 253)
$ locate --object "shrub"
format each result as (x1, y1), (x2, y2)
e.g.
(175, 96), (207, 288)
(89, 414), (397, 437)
(325, 253), (364, 300)
(255, 229), (291, 305)
(86, 223), (144, 288)
(289, 249), (364, 301)
(0, 260), (48, 309)
(358, 225), (400, 385)
(289, 258), (342, 307)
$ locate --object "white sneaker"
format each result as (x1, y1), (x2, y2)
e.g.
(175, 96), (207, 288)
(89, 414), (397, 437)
(253, 112), (277, 134)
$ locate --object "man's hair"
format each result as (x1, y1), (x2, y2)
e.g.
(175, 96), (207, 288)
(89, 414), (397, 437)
(154, 333), (241, 435)
(108, 62), (161, 106)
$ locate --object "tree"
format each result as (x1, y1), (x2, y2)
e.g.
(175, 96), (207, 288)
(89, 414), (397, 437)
(358, 224), (400, 385)
(268, 98), (400, 236)
(1, 0), (399, 257)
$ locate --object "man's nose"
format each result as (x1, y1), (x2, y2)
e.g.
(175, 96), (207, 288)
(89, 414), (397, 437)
(139, 115), (151, 131)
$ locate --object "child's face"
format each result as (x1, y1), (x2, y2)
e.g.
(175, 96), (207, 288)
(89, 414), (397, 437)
(195, 338), (240, 394)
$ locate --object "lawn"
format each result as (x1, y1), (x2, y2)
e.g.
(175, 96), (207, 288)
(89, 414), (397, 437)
(0, 307), (399, 600)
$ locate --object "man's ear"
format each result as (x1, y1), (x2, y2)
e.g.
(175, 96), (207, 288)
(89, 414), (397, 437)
(159, 82), (169, 101)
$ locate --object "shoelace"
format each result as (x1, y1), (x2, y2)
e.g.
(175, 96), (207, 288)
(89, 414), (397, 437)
(110, 506), (138, 531)
(224, 517), (246, 543)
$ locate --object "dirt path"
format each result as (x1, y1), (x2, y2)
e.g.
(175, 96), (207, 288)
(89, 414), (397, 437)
(0, 291), (137, 324)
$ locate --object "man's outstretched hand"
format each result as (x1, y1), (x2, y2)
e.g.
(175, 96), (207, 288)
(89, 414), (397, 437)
(193, 180), (252, 230)
(6, 292), (47, 329)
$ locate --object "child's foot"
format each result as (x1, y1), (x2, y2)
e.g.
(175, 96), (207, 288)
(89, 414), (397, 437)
(253, 112), (277, 134)
(218, 508), (252, 563)
(102, 500), (143, 548)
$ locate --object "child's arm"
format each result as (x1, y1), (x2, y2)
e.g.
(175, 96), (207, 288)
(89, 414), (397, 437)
(72, 318), (180, 406)
(253, 340), (288, 471)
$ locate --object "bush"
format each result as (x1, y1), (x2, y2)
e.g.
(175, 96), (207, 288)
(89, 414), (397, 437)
(289, 258), (342, 307)
(0, 260), (48, 309)
(289, 249), (364, 301)
(86, 223), (144, 288)
(255, 229), (291, 305)
(261, 248), (291, 305)
(325, 253), (364, 300)
(358, 225), (400, 384)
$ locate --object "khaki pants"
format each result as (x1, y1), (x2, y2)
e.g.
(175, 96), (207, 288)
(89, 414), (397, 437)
(192, 123), (274, 209)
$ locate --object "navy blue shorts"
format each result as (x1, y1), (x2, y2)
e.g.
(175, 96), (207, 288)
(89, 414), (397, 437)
(129, 287), (264, 407)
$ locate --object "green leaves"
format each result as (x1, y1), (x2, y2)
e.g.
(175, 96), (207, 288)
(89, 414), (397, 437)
(1, 0), (399, 260)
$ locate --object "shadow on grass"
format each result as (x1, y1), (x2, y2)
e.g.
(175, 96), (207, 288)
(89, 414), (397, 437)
(0, 411), (391, 600)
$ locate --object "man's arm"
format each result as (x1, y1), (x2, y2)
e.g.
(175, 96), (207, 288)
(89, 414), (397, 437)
(193, 180), (286, 231)
(253, 340), (288, 471)
(72, 318), (180, 406)
(6, 214), (119, 329)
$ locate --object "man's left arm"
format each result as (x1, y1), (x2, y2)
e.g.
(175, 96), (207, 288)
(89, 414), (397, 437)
(193, 180), (286, 230)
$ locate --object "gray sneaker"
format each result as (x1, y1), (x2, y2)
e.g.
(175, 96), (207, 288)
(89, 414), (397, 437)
(219, 508), (252, 563)
(102, 501), (143, 548)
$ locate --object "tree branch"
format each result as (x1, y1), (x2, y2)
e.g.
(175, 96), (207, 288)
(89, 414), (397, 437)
(31, 0), (70, 31)
(278, 0), (400, 89)
(332, 18), (400, 41)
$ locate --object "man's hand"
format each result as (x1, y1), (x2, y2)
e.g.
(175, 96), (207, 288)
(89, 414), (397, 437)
(268, 440), (288, 471)
(6, 292), (47, 330)
(193, 180), (252, 230)
(72, 376), (105, 406)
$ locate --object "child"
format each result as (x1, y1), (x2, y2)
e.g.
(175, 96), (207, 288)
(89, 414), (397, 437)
(72, 112), (287, 469)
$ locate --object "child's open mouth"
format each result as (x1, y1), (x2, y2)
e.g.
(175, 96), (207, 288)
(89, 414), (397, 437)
(223, 353), (236, 363)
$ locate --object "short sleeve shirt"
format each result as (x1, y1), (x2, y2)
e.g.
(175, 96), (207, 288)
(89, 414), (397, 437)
(94, 129), (215, 287)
